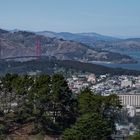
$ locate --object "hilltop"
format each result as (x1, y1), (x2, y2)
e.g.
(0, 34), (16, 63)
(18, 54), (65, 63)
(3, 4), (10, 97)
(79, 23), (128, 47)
(0, 29), (136, 63)
(37, 30), (140, 58)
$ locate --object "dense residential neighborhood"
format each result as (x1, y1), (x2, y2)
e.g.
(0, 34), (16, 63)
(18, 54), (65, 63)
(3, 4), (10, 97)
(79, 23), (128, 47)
(67, 74), (140, 95)
(67, 73), (140, 137)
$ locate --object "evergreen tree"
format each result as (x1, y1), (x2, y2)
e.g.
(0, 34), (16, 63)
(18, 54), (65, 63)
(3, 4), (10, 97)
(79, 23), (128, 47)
(42, 73), (78, 134)
(62, 113), (112, 140)
(61, 87), (121, 139)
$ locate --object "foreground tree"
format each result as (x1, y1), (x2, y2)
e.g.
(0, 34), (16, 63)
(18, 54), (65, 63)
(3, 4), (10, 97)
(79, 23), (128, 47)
(41, 73), (78, 134)
(128, 126), (140, 140)
(0, 74), (121, 139)
(62, 113), (112, 140)
(12, 75), (34, 124)
(62, 88), (121, 140)
(78, 88), (121, 132)
(16, 73), (78, 135)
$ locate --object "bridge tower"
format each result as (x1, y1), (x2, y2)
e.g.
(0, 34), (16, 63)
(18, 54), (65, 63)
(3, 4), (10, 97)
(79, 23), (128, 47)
(35, 39), (41, 57)
(0, 39), (2, 60)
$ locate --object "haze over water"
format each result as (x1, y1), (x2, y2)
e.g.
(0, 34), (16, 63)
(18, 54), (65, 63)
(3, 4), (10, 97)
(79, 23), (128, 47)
(92, 51), (140, 71)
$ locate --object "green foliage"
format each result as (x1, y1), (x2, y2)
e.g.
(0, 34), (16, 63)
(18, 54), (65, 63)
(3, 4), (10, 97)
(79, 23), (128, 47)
(62, 113), (112, 140)
(40, 73), (78, 134)
(2, 73), (77, 135)
(78, 87), (100, 114)
(78, 88), (121, 131)
(129, 126), (140, 140)
(0, 73), (121, 139)
(1, 59), (140, 76)
(61, 87), (121, 140)
(0, 73), (77, 136)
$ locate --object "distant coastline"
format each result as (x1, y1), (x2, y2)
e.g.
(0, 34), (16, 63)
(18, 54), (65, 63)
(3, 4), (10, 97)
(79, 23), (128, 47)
(90, 61), (140, 71)
(90, 60), (112, 64)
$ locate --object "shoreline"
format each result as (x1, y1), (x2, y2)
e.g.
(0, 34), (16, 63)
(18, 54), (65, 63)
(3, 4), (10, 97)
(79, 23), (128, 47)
(89, 61), (140, 71)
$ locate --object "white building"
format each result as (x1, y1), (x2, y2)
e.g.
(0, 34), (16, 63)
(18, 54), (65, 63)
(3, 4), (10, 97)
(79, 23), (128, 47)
(118, 94), (140, 107)
(121, 80), (132, 88)
(126, 105), (136, 117)
(87, 74), (96, 83)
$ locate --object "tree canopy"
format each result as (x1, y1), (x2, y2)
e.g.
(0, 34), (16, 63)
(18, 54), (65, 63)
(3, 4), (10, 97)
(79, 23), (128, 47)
(62, 87), (121, 140)
(0, 74), (121, 139)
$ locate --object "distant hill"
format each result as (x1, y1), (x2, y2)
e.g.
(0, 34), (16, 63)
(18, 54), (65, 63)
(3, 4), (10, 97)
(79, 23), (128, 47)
(0, 29), (135, 63)
(37, 31), (119, 43)
(37, 31), (140, 58)
(92, 38), (140, 54)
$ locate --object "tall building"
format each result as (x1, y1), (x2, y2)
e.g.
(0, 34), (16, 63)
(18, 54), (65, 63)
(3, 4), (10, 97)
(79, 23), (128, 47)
(118, 94), (140, 107)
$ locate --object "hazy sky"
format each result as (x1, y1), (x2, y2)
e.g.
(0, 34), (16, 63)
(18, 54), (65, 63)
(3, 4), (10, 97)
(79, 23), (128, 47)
(0, 0), (140, 36)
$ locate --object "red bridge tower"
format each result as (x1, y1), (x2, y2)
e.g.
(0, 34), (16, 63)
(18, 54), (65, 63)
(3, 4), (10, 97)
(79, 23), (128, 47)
(35, 39), (41, 57)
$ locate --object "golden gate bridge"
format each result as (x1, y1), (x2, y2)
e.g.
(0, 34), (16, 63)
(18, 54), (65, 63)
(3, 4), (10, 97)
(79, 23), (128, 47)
(0, 39), (42, 61)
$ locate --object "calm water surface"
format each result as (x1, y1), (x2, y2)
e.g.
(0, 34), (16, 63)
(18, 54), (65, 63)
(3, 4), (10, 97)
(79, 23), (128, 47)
(96, 63), (140, 71)
(92, 51), (140, 71)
